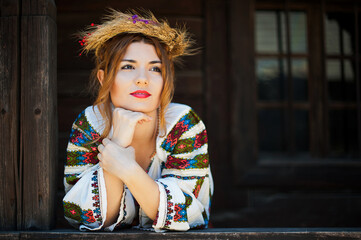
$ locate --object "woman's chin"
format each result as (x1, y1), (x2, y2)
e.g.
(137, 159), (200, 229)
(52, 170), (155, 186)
(116, 105), (158, 114)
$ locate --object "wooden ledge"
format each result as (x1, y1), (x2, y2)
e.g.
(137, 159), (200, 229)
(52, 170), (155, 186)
(1, 228), (361, 240)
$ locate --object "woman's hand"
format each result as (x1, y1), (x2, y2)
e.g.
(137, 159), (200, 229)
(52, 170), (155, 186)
(111, 108), (151, 147)
(97, 138), (137, 179)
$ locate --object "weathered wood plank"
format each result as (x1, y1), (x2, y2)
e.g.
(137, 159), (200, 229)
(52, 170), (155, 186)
(21, 0), (56, 20)
(0, 0), (20, 16)
(308, 2), (328, 157)
(229, 0), (258, 182)
(204, 0), (231, 210)
(0, 232), (19, 240)
(56, 0), (202, 16)
(0, 15), (19, 230)
(0, 229), (360, 240)
(20, 13), (57, 230)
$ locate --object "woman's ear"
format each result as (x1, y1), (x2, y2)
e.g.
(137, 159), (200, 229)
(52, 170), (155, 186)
(97, 70), (104, 86)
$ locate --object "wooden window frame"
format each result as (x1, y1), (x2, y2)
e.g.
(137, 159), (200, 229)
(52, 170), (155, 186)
(229, 0), (361, 188)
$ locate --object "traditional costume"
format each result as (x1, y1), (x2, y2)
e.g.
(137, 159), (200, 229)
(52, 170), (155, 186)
(63, 103), (213, 231)
(63, 9), (213, 232)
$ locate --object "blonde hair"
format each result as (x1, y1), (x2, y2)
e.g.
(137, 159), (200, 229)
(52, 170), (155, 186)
(90, 33), (174, 139)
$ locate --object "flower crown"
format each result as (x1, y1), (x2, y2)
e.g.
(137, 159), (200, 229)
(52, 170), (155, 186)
(78, 9), (194, 59)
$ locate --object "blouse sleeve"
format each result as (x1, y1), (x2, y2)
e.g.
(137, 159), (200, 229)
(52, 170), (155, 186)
(63, 110), (136, 231)
(152, 109), (213, 231)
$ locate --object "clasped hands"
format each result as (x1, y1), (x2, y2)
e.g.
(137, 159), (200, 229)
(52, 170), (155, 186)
(97, 108), (151, 179)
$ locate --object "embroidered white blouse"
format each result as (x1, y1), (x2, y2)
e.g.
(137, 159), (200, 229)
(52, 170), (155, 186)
(63, 103), (213, 232)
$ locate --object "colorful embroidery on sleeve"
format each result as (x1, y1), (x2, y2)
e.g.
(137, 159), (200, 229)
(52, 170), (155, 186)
(63, 201), (96, 224)
(161, 110), (201, 153)
(91, 171), (102, 223)
(173, 129), (208, 154)
(165, 154), (209, 169)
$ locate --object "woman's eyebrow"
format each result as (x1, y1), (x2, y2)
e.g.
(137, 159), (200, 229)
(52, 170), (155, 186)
(150, 60), (162, 64)
(121, 59), (161, 64)
(121, 59), (136, 63)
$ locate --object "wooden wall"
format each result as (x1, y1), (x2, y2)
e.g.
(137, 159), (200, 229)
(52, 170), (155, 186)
(0, 0), (57, 230)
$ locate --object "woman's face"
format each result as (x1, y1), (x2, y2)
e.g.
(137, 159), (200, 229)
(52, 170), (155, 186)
(107, 41), (163, 114)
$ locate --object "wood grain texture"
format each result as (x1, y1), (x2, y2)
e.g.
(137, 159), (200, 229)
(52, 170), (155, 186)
(308, 2), (328, 157)
(204, 0), (231, 210)
(229, 0), (258, 183)
(1, 229), (361, 240)
(0, 15), (19, 230)
(56, 0), (202, 16)
(0, 0), (20, 16)
(21, 0), (56, 19)
(20, 14), (57, 230)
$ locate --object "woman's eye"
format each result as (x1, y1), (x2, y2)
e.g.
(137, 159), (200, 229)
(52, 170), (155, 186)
(151, 66), (161, 73)
(121, 65), (134, 70)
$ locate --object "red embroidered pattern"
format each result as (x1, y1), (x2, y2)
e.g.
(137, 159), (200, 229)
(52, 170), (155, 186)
(173, 204), (187, 222)
(67, 111), (103, 167)
(91, 171), (102, 223)
(63, 201), (96, 224)
(193, 178), (204, 198)
(161, 110), (201, 153)
(161, 183), (174, 229)
(165, 154), (209, 169)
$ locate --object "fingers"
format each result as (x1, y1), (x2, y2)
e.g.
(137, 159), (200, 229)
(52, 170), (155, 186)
(98, 138), (110, 152)
(98, 144), (104, 152)
(113, 108), (152, 125)
(134, 113), (152, 124)
(102, 138), (110, 146)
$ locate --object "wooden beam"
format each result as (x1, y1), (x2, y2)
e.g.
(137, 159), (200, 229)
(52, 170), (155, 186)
(20, 0), (57, 230)
(205, 0), (231, 209)
(308, 2), (327, 157)
(0, 0), (20, 230)
(1, 228), (361, 240)
(229, 0), (258, 183)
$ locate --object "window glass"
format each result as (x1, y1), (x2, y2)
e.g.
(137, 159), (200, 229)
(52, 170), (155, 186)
(290, 12), (307, 53)
(258, 109), (286, 152)
(329, 110), (358, 158)
(294, 110), (309, 152)
(292, 58), (308, 101)
(257, 58), (288, 100)
(325, 12), (354, 55)
(256, 11), (286, 53)
(256, 10), (309, 160)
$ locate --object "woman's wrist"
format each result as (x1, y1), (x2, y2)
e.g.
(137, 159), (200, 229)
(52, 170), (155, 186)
(120, 162), (144, 185)
(103, 168), (124, 184)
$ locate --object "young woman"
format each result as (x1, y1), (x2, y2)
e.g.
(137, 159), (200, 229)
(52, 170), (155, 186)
(63, 9), (213, 232)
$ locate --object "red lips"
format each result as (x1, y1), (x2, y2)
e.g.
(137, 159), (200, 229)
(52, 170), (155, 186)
(130, 90), (151, 98)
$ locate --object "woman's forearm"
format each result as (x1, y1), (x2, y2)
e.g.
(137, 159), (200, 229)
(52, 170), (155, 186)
(103, 169), (124, 227)
(122, 164), (160, 220)
(98, 139), (160, 221)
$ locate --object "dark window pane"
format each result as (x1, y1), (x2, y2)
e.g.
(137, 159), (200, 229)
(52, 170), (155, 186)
(258, 109), (309, 155)
(256, 11), (286, 53)
(329, 110), (359, 158)
(327, 59), (356, 101)
(290, 12), (307, 54)
(257, 58), (288, 100)
(294, 110), (309, 151)
(258, 109), (287, 152)
(325, 12), (354, 56)
(292, 58), (308, 101)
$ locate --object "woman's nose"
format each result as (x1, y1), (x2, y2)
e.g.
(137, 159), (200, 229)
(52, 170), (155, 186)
(136, 78), (148, 86)
(135, 69), (149, 86)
